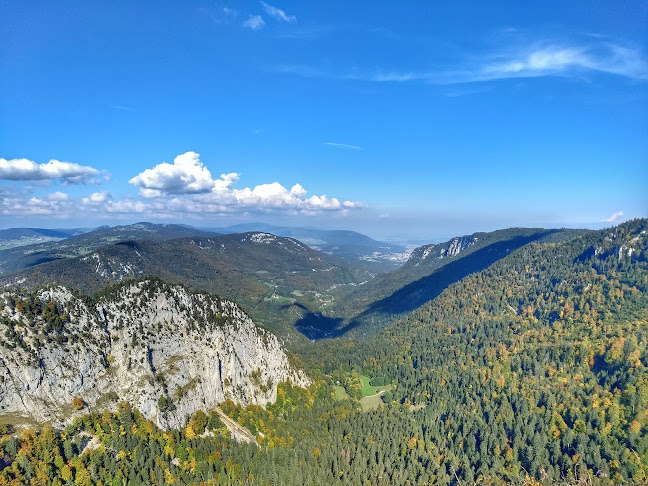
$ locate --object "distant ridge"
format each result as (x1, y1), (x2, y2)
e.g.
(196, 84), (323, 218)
(0, 222), (219, 276)
(210, 222), (410, 271)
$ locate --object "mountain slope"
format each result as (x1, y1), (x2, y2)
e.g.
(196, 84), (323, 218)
(296, 227), (588, 338)
(0, 227), (84, 241)
(0, 223), (218, 276)
(300, 219), (648, 483)
(0, 278), (309, 429)
(3, 232), (374, 338)
(212, 223), (410, 271)
(0, 228), (88, 251)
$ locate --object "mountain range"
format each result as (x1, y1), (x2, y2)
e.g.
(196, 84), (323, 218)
(1, 218), (647, 484)
(209, 222), (411, 271)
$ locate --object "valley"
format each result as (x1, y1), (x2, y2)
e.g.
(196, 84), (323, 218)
(0, 218), (646, 484)
(4, 2), (642, 483)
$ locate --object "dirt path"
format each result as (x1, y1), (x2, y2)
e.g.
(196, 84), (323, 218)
(214, 407), (258, 446)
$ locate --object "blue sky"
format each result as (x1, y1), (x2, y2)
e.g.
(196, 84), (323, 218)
(1, 1), (646, 240)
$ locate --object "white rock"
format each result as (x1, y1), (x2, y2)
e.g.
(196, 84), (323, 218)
(0, 280), (309, 429)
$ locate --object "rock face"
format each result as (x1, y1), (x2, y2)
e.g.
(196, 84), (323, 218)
(409, 236), (477, 266)
(0, 279), (309, 429)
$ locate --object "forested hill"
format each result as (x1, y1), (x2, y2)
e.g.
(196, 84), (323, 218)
(303, 218), (648, 483)
(297, 227), (587, 339)
(211, 222), (410, 271)
(0, 223), (218, 276)
(0, 219), (646, 485)
(0, 228), (81, 241)
(3, 232), (374, 339)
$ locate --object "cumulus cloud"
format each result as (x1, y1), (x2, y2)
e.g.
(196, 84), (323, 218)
(290, 184), (306, 197)
(124, 152), (362, 213)
(0, 191), (74, 217)
(47, 191), (70, 201)
(127, 151), (361, 215)
(0, 152), (362, 220)
(105, 199), (148, 214)
(261, 2), (296, 22)
(0, 157), (101, 183)
(601, 210), (624, 223)
(243, 15), (265, 30)
(129, 151), (217, 197)
(82, 191), (110, 205)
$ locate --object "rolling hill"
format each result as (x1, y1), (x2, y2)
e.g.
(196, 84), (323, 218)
(211, 222), (411, 271)
(2, 231), (374, 339)
(0, 222), (218, 276)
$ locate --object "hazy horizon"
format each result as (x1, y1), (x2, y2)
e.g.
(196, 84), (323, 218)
(0, 216), (633, 245)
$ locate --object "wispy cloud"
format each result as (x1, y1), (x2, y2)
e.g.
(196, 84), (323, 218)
(243, 15), (265, 30)
(323, 142), (364, 150)
(261, 2), (296, 22)
(278, 39), (648, 85)
(198, 4), (238, 24)
(601, 210), (624, 223)
(478, 44), (648, 81)
(222, 7), (238, 17)
(111, 105), (134, 111)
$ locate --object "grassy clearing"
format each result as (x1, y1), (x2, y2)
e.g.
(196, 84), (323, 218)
(359, 394), (383, 411)
(360, 375), (375, 397)
(333, 385), (350, 400)
(359, 384), (395, 411)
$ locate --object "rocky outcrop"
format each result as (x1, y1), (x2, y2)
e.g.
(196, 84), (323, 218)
(0, 279), (309, 429)
(409, 236), (477, 266)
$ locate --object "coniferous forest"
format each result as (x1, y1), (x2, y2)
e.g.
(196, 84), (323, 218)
(1, 219), (647, 485)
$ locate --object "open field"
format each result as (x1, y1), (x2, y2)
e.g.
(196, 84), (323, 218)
(360, 375), (375, 396)
(333, 385), (350, 400)
(359, 384), (395, 411)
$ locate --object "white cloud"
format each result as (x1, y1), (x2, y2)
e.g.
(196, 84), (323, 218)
(125, 151), (362, 216)
(0, 186), (16, 197)
(261, 2), (296, 22)
(47, 191), (70, 201)
(0, 152), (363, 220)
(129, 151), (217, 197)
(479, 44), (648, 81)
(105, 199), (148, 214)
(601, 210), (624, 223)
(0, 157), (101, 183)
(323, 142), (364, 150)
(0, 192), (74, 217)
(279, 40), (648, 84)
(243, 15), (265, 30)
(290, 184), (306, 196)
(82, 191), (110, 205)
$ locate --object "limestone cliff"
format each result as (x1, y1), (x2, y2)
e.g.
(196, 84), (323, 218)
(409, 236), (476, 266)
(0, 278), (309, 429)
